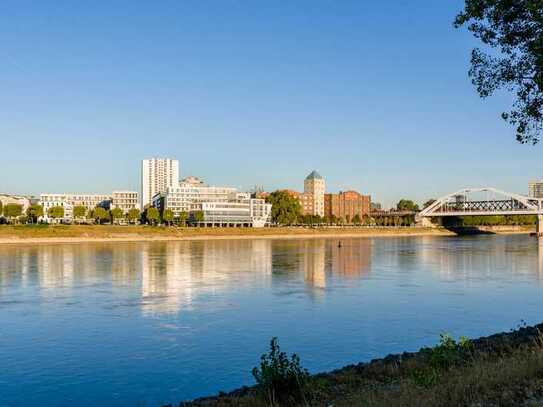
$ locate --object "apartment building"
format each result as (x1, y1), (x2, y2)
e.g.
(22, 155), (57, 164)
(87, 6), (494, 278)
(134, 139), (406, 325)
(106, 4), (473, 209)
(39, 193), (111, 222)
(324, 190), (371, 220)
(529, 180), (543, 198)
(40, 194), (111, 211)
(112, 191), (139, 213)
(141, 158), (179, 208)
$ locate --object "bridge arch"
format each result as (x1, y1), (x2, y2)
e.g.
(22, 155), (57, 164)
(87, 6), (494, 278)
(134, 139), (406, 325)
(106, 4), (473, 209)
(416, 187), (543, 236)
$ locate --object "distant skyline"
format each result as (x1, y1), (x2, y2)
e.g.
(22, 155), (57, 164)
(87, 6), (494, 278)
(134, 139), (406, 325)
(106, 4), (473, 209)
(1, 1), (541, 208)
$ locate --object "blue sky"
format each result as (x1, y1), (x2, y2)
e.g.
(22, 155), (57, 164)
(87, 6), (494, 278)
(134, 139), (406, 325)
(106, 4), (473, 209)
(1, 1), (541, 208)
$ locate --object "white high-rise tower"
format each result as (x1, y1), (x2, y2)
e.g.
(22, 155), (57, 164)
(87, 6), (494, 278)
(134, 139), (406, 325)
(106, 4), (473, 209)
(141, 158), (179, 208)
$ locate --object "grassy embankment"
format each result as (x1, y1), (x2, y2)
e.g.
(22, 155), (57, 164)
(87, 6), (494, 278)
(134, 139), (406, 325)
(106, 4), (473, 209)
(175, 324), (543, 407)
(0, 224), (456, 241)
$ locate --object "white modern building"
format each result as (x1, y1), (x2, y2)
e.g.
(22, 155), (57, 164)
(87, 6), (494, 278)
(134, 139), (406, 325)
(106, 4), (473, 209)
(529, 180), (543, 198)
(112, 191), (139, 213)
(41, 199), (73, 223)
(198, 193), (272, 227)
(141, 158), (179, 209)
(151, 177), (271, 227)
(39, 193), (112, 222)
(152, 177), (237, 216)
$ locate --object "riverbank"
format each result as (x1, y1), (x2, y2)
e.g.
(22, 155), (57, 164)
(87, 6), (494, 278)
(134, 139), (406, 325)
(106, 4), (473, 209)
(173, 323), (543, 407)
(0, 225), (534, 245)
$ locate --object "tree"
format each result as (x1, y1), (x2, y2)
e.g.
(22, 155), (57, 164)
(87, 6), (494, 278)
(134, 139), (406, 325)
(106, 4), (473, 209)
(178, 211), (189, 226)
(162, 209), (174, 226)
(26, 204), (43, 223)
(352, 214), (362, 225)
(127, 208), (140, 224)
(266, 190), (301, 226)
(92, 207), (110, 224)
(145, 207), (160, 225)
(193, 210), (205, 224)
(4, 204), (23, 223)
(47, 206), (64, 223)
(455, 1), (543, 144)
(110, 207), (124, 225)
(396, 199), (420, 212)
(0, 200), (3, 217)
(73, 205), (87, 223)
(179, 211), (189, 226)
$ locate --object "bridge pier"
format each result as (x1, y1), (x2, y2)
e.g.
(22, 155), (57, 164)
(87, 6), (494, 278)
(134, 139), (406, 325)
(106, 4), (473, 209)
(538, 215), (543, 238)
(416, 216), (435, 228)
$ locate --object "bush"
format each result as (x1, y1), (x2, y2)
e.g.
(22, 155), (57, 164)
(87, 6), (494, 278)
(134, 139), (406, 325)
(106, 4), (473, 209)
(412, 333), (473, 387)
(252, 337), (309, 406)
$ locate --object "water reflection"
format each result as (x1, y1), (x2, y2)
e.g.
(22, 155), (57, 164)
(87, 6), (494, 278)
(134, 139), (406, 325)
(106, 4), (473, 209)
(140, 240), (274, 315)
(1, 236), (542, 314)
(2, 235), (543, 406)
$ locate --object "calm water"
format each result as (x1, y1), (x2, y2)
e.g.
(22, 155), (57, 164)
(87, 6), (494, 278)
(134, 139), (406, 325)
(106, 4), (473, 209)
(1, 235), (543, 406)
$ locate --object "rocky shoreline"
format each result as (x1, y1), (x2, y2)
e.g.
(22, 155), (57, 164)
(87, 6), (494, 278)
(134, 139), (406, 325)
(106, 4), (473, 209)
(171, 323), (543, 406)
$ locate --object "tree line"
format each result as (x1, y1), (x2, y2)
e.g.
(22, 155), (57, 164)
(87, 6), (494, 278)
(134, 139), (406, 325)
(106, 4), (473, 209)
(265, 191), (418, 226)
(0, 201), (205, 226)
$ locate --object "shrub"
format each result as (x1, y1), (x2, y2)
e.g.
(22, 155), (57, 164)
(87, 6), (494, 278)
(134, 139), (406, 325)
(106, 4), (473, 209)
(412, 333), (474, 387)
(252, 337), (309, 406)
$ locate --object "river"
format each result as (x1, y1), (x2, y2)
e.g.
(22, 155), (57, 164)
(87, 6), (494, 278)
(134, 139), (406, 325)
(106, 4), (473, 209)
(1, 235), (542, 406)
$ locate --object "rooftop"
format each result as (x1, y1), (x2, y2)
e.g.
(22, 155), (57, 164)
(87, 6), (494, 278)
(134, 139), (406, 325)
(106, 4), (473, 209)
(305, 170), (323, 180)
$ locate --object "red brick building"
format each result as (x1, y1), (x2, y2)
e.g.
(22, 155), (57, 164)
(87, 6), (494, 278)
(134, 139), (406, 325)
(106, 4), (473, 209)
(324, 191), (371, 221)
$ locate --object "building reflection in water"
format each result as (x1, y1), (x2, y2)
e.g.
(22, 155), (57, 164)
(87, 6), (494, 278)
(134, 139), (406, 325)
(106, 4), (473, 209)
(140, 240), (273, 316)
(416, 235), (543, 284)
(270, 238), (372, 297)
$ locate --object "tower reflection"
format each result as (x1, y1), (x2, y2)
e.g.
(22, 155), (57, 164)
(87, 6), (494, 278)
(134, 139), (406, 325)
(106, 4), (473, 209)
(140, 240), (273, 315)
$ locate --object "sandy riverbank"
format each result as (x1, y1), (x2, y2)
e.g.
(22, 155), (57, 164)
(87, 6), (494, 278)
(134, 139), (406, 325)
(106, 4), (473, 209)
(0, 225), (534, 245)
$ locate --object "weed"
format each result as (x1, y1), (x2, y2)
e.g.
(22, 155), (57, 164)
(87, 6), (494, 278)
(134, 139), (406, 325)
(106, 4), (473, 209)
(252, 337), (309, 406)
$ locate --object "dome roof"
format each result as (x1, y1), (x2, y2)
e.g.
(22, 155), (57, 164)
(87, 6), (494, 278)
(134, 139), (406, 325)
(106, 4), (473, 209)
(305, 170), (323, 180)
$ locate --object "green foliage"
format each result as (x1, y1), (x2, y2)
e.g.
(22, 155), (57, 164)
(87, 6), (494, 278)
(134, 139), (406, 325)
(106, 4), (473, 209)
(300, 214), (322, 226)
(444, 215), (538, 227)
(162, 209), (174, 225)
(266, 190), (301, 226)
(0, 200), (3, 216)
(127, 208), (140, 224)
(178, 211), (189, 226)
(397, 199), (420, 212)
(92, 207), (110, 224)
(4, 203), (23, 220)
(26, 204), (43, 223)
(193, 210), (205, 223)
(252, 337), (309, 405)
(352, 214), (362, 225)
(110, 207), (124, 224)
(455, 1), (543, 144)
(145, 207), (160, 225)
(47, 206), (64, 221)
(412, 333), (474, 388)
(73, 205), (87, 219)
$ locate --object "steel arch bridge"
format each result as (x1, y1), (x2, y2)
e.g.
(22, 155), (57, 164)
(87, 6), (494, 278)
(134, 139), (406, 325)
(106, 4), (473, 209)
(417, 187), (543, 236)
